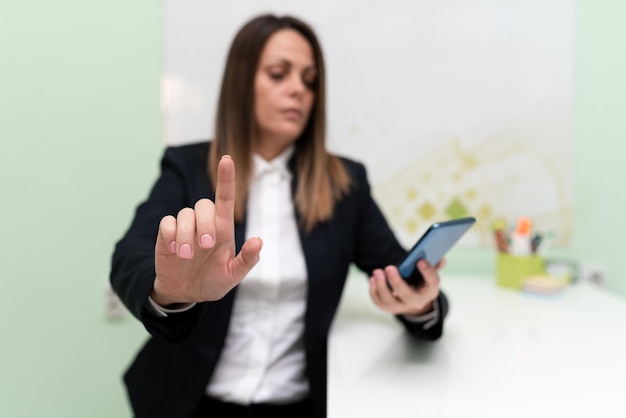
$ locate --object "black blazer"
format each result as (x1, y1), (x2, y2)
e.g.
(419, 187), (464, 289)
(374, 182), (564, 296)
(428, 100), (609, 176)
(110, 142), (448, 418)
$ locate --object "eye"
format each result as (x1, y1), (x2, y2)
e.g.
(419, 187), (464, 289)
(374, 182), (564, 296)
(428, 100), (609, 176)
(266, 65), (287, 82)
(302, 72), (318, 89)
(269, 71), (285, 81)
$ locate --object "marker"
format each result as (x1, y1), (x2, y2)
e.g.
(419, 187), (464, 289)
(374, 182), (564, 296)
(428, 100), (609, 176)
(491, 218), (509, 253)
(510, 216), (532, 255)
(494, 229), (509, 253)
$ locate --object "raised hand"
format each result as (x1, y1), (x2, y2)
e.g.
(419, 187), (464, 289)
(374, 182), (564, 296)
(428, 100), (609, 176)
(151, 155), (263, 306)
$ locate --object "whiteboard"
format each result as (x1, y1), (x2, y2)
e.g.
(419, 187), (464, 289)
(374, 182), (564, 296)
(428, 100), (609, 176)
(162, 0), (575, 248)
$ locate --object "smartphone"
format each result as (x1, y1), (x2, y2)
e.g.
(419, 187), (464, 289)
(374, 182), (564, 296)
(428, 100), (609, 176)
(398, 217), (476, 287)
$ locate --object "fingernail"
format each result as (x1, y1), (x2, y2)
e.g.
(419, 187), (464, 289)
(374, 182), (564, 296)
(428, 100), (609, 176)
(179, 244), (193, 259)
(169, 241), (176, 253)
(221, 154), (231, 160)
(200, 234), (214, 248)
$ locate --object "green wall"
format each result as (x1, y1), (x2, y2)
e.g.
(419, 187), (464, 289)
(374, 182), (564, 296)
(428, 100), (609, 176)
(0, 2), (162, 417)
(571, 0), (626, 296)
(0, 1), (624, 417)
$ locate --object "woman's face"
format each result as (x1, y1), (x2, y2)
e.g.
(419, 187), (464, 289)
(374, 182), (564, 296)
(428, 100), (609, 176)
(254, 29), (317, 160)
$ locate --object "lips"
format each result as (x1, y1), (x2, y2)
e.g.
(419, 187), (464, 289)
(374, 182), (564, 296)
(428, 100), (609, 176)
(281, 108), (302, 119)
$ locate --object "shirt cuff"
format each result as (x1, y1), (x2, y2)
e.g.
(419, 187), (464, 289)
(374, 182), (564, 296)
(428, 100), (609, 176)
(146, 296), (196, 318)
(401, 298), (440, 330)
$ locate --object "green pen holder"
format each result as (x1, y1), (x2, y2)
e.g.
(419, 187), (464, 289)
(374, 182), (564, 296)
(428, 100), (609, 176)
(496, 253), (545, 290)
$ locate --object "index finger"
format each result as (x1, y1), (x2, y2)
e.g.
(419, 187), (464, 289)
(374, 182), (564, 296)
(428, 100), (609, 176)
(214, 155), (236, 242)
(417, 259), (440, 288)
(434, 257), (446, 271)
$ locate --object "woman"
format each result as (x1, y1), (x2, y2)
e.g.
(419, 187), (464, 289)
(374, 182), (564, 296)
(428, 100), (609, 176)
(111, 14), (448, 418)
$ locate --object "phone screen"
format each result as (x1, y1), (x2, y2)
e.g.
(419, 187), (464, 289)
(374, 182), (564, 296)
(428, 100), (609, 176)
(398, 217), (476, 287)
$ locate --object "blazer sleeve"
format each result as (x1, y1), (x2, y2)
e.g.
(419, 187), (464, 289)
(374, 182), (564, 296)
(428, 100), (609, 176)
(346, 160), (448, 341)
(396, 292), (449, 340)
(109, 144), (210, 342)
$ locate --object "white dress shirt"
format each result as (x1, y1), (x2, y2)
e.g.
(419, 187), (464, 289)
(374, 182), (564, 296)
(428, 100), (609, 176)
(206, 146), (309, 404)
(146, 145), (439, 404)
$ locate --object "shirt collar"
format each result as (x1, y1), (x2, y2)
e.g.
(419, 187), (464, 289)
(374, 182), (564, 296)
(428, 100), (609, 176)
(252, 145), (295, 180)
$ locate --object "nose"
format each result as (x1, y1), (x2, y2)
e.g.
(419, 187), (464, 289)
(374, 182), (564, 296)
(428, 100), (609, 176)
(287, 73), (306, 97)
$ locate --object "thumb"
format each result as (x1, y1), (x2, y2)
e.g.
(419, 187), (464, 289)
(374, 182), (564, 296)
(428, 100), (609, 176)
(231, 237), (263, 280)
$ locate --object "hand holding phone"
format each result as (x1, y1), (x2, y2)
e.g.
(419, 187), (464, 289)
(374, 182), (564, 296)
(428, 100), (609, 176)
(398, 217), (476, 287)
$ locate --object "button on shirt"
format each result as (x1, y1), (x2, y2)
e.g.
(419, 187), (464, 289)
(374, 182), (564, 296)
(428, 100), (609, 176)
(207, 146), (310, 404)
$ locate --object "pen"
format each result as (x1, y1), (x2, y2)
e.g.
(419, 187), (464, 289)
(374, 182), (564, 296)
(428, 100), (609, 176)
(536, 231), (555, 255)
(531, 233), (543, 253)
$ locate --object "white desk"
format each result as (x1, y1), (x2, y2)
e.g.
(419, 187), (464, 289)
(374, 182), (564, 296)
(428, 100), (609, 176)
(329, 274), (626, 417)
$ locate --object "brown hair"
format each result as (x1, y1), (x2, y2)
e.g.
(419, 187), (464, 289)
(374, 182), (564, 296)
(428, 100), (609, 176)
(209, 14), (351, 232)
